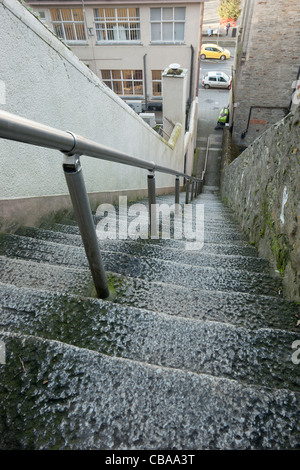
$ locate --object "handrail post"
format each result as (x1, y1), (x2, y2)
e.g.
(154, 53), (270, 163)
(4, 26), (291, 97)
(191, 181), (195, 201)
(175, 176), (180, 204)
(147, 172), (157, 238)
(195, 181), (198, 198)
(63, 153), (110, 299)
(185, 179), (190, 204)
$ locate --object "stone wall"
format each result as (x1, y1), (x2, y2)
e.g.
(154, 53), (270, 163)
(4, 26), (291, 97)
(221, 105), (300, 302)
(231, 0), (300, 148)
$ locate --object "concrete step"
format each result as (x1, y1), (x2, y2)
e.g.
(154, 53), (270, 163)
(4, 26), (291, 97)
(16, 227), (269, 274)
(0, 234), (282, 296)
(0, 259), (297, 331)
(0, 283), (299, 392)
(1, 330), (299, 449)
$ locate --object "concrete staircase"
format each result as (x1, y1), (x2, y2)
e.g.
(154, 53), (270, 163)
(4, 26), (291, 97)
(0, 189), (299, 450)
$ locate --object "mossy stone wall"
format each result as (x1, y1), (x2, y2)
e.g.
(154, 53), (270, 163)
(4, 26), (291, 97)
(221, 106), (300, 301)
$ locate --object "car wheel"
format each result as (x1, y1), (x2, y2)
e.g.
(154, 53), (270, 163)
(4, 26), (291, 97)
(200, 54), (206, 60)
(220, 55), (226, 60)
(204, 84), (210, 89)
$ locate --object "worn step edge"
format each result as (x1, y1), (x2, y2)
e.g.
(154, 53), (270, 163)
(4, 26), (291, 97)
(0, 262), (297, 331)
(0, 283), (299, 392)
(14, 228), (268, 273)
(16, 226), (259, 258)
(0, 236), (281, 296)
(1, 330), (299, 450)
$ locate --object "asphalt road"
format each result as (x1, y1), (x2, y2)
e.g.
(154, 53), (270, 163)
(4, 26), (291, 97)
(196, 46), (236, 188)
(197, 46), (235, 139)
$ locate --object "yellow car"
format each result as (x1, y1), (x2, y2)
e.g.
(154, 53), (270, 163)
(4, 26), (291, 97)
(200, 44), (230, 61)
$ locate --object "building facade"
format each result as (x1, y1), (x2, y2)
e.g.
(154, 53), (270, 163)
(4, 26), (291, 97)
(26, 0), (208, 111)
(231, 0), (300, 148)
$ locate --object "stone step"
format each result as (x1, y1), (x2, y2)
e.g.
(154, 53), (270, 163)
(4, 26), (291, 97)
(1, 330), (299, 449)
(16, 227), (268, 273)
(31, 225), (260, 258)
(0, 284), (299, 392)
(0, 259), (297, 331)
(0, 235), (282, 296)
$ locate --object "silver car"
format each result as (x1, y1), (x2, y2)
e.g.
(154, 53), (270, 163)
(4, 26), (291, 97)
(202, 71), (232, 89)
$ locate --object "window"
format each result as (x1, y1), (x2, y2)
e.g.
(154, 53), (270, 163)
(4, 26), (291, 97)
(94, 8), (140, 41)
(50, 8), (86, 42)
(150, 7), (185, 43)
(101, 70), (143, 96)
(209, 77), (217, 82)
(152, 71), (163, 97)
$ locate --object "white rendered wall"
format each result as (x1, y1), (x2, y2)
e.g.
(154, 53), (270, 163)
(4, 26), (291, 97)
(0, 0), (194, 204)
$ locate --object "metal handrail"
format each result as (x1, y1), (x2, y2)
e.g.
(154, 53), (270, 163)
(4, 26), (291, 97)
(0, 110), (203, 299)
(0, 111), (200, 182)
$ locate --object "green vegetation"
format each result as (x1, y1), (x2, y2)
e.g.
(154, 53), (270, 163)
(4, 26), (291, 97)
(218, 0), (241, 19)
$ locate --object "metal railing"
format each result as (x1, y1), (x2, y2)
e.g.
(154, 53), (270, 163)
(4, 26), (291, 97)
(0, 110), (202, 299)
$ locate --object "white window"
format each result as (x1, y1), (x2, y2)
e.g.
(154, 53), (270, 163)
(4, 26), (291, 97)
(50, 8), (86, 42)
(150, 7), (185, 43)
(94, 8), (140, 42)
(101, 70), (143, 96)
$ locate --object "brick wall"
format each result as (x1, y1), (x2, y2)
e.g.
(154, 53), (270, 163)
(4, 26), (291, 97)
(232, 0), (300, 147)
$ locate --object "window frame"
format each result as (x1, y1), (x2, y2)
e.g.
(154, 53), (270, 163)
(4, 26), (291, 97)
(150, 7), (186, 44)
(50, 8), (87, 44)
(94, 7), (141, 43)
(101, 70), (144, 97)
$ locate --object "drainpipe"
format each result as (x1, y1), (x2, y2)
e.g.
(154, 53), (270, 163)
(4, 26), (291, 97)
(189, 45), (194, 104)
(143, 54), (148, 111)
(196, 3), (204, 97)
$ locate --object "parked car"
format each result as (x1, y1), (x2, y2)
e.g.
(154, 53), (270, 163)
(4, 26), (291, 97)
(200, 44), (230, 60)
(202, 71), (232, 89)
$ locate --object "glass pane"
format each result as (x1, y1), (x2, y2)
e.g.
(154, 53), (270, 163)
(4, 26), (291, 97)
(152, 70), (162, 80)
(134, 70), (142, 80)
(95, 24), (106, 41)
(50, 9), (61, 22)
(118, 24), (128, 40)
(175, 7), (185, 20)
(112, 70), (121, 79)
(174, 23), (184, 41)
(130, 24), (140, 40)
(60, 9), (72, 21)
(64, 24), (76, 41)
(151, 23), (161, 41)
(134, 82), (143, 95)
(162, 23), (173, 41)
(150, 8), (161, 21)
(103, 81), (112, 90)
(105, 8), (116, 20)
(113, 81), (123, 94)
(72, 9), (84, 21)
(123, 82), (133, 94)
(53, 24), (64, 39)
(94, 8), (104, 20)
(123, 70), (132, 80)
(152, 82), (162, 96)
(130, 8), (139, 20)
(75, 23), (86, 40)
(162, 8), (173, 20)
(106, 23), (117, 40)
(117, 8), (128, 20)
(101, 70), (111, 80)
